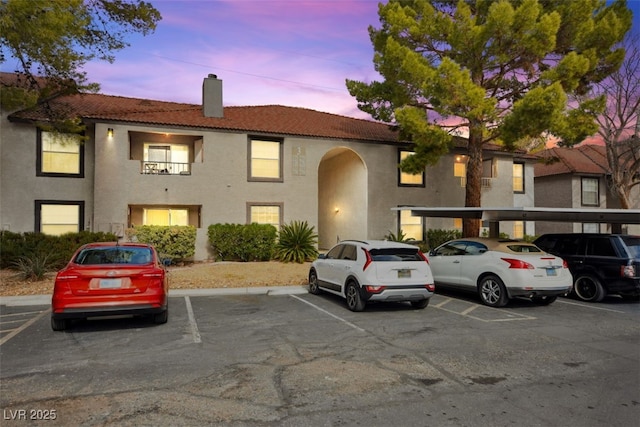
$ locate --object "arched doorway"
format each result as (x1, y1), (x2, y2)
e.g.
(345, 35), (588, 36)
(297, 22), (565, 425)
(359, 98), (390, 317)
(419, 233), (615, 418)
(317, 147), (367, 249)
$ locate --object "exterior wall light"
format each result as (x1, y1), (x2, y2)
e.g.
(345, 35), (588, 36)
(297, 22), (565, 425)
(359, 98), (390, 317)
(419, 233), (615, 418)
(107, 128), (114, 138)
(334, 207), (340, 213)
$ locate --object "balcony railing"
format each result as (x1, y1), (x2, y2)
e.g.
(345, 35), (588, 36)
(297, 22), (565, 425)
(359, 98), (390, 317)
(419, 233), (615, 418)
(141, 161), (191, 175)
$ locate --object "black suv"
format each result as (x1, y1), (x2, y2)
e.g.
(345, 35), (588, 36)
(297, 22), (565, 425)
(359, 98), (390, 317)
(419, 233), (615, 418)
(533, 234), (640, 302)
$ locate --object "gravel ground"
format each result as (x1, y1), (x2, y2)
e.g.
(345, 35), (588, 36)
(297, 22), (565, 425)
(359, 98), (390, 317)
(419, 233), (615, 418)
(0, 261), (311, 297)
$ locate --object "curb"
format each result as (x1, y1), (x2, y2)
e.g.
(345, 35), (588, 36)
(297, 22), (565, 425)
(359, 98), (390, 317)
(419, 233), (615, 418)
(1, 286), (309, 307)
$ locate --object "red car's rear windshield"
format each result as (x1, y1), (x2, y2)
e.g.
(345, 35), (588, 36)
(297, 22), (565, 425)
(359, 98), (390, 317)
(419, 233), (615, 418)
(74, 247), (152, 265)
(369, 248), (422, 261)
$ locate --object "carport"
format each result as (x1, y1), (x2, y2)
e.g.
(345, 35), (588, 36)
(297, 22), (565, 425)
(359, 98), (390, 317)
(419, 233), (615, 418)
(393, 206), (640, 236)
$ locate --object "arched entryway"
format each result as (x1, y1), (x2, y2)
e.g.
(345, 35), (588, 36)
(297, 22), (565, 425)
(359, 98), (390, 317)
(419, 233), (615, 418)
(317, 147), (367, 249)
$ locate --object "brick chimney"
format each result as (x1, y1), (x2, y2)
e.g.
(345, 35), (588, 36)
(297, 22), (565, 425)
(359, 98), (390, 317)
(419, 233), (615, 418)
(203, 74), (223, 118)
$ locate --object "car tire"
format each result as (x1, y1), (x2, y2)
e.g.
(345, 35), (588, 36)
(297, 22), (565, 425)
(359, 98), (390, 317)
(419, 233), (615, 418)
(410, 299), (430, 309)
(308, 269), (321, 295)
(574, 275), (605, 302)
(345, 281), (365, 312)
(51, 317), (67, 331)
(153, 309), (168, 324)
(478, 275), (508, 307)
(531, 296), (557, 305)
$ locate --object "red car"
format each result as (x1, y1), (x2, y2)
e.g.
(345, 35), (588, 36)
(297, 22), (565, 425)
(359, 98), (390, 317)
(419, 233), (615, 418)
(51, 242), (169, 331)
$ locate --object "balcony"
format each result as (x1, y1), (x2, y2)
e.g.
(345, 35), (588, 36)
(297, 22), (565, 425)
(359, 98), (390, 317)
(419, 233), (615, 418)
(141, 161), (191, 175)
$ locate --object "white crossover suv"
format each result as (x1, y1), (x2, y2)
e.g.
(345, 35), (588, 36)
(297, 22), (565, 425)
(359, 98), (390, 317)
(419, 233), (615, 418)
(308, 240), (435, 311)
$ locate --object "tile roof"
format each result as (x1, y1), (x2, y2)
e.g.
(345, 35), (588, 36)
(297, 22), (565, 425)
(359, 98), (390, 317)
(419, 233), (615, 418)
(7, 90), (403, 143)
(535, 145), (610, 177)
(2, 71), (528, 155)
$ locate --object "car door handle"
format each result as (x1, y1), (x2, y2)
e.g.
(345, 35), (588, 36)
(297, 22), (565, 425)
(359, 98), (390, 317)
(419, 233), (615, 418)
(453, 260), (461, 264)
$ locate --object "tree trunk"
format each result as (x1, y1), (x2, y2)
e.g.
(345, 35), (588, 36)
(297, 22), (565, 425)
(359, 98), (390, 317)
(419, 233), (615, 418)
(463, 125), (483, 237)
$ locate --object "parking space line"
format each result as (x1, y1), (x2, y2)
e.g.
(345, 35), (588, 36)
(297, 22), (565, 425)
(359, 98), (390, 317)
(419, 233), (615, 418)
(556, 299), (625, 313)
(433, 298), (452, 308)
(290, 295), (366, 332)
(0, 309), (49, 346)
(460, 305), (478, 316)
(184, 296), (202, 343)
(1, 310), (46, 318)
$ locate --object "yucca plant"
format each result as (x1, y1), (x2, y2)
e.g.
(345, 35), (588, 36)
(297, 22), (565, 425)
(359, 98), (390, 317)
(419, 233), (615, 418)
(384, 229), (415, 243)
(276, 220), (318, 263)
(11, 252), (53, 281)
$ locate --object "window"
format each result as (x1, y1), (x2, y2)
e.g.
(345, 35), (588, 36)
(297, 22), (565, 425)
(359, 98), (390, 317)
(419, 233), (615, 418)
(398, 150), (424, 186)
(37, 131), (83, 176)
(249, 138), (282, 181)
(143, 208), (189, 226)
(513, 162), (524, 193)
(513, 221), (524, 239)
(582, 223), (600, 233)
(143, 143), (190, 174)
(248, 204), (282, 230)
(399, 209), (423, 241)
(454, 155), (467, 187)
(35, 201), (84, 235)
(129, 205), (200, 227)
(581, 177), (599, 206)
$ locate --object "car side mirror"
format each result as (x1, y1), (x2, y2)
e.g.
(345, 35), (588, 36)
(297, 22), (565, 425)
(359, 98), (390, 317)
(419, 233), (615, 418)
(318, 253), (326, 259)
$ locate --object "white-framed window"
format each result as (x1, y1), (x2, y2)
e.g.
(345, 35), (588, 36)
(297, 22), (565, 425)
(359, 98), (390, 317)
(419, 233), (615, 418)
(398, 150), (424, 186)
(513, 162), (524, 193)
(581, 177), (599, 206)
(38, 131), (82, 176)
(399, 209), (423, 241)
(248, 204), (282, 230)
(249, 138), (282, 181)
(36, 201), (83, 235)
(143, 208), (189, 226)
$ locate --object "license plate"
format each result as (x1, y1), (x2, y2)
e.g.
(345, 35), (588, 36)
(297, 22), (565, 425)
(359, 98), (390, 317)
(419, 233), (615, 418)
(397, 269), (411, 278)
(99, 278), (122, 289)
(545, 268), (557, 277)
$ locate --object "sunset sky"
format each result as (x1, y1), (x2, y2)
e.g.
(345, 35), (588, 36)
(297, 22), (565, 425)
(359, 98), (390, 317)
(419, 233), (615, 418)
(81, 0), (640, 120)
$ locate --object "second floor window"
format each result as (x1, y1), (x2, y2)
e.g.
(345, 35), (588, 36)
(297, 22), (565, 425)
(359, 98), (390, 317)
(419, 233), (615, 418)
(513, 163), (524, 193)
(144, 144), (190, 174)
(581, 177), (599, 206)
(249, 138), (282, 181)
(398, 150), (424, 186)
(38, 131), (82, 176)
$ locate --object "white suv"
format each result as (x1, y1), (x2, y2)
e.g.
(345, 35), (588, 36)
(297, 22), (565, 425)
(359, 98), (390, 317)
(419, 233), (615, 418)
(308, 240), (435, 311)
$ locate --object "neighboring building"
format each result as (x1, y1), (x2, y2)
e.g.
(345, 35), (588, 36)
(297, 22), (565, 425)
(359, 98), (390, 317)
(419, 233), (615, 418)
(534, 144), (640, 235)
(0, 73), (536, 259)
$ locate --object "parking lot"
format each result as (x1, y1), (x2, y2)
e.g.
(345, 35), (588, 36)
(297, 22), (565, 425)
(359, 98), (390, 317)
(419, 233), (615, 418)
(1, 288), (639, 427)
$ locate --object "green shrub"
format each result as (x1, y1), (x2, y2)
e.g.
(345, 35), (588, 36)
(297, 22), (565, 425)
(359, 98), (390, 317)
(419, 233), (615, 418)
(126, 225), (196, 262)
(425, 229), (463, 251)
(384, 229), (416, 243)
(276, 220), (318, 263)
(1, 230), (117, 270)
(208, 223), (277, 261)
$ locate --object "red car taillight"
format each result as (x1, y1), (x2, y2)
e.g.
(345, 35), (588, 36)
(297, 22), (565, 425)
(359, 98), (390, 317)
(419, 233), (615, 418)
(501, 258), (534, 269)
(364, 285), (386, 294)
(426, 283), (435, 292)
(418, 251), (430, 264)
(362, 248), (373, 271)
